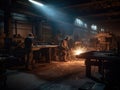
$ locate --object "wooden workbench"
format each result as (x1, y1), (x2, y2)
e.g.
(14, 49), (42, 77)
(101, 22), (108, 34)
(32, 45), (58, 63)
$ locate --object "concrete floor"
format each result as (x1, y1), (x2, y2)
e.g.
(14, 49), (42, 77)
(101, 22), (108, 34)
(1, 60), (105, 90)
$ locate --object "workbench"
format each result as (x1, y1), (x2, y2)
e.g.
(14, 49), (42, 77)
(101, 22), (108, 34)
(76, 51), (120, 81)
(32, 45), (58, 63)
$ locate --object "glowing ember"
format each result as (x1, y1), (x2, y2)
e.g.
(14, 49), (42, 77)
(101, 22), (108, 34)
(72, 47), (86, 55)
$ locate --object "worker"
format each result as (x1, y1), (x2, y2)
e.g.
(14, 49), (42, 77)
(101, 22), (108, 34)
(59, 36), (70, 62)
(24, 33), (34, 70)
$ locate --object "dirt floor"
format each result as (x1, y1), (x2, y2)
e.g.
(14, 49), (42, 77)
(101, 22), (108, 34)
(2, 59), (105, 90)
(32, 59), (86, 81)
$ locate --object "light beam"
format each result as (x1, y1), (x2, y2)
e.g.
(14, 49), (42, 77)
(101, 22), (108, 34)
(29, 0), (44, 6)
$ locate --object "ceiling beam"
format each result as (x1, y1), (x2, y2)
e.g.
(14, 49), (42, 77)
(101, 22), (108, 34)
(11, 8), (43, 18)
(80, 11), (120, 18)
(62, 0), (120, 10)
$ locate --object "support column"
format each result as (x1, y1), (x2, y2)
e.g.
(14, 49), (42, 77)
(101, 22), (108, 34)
(4, 0), (12, 51)
(33, 20), (42, 40)
(4, 0), (12, 37)
(15, 20), (17, 34)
